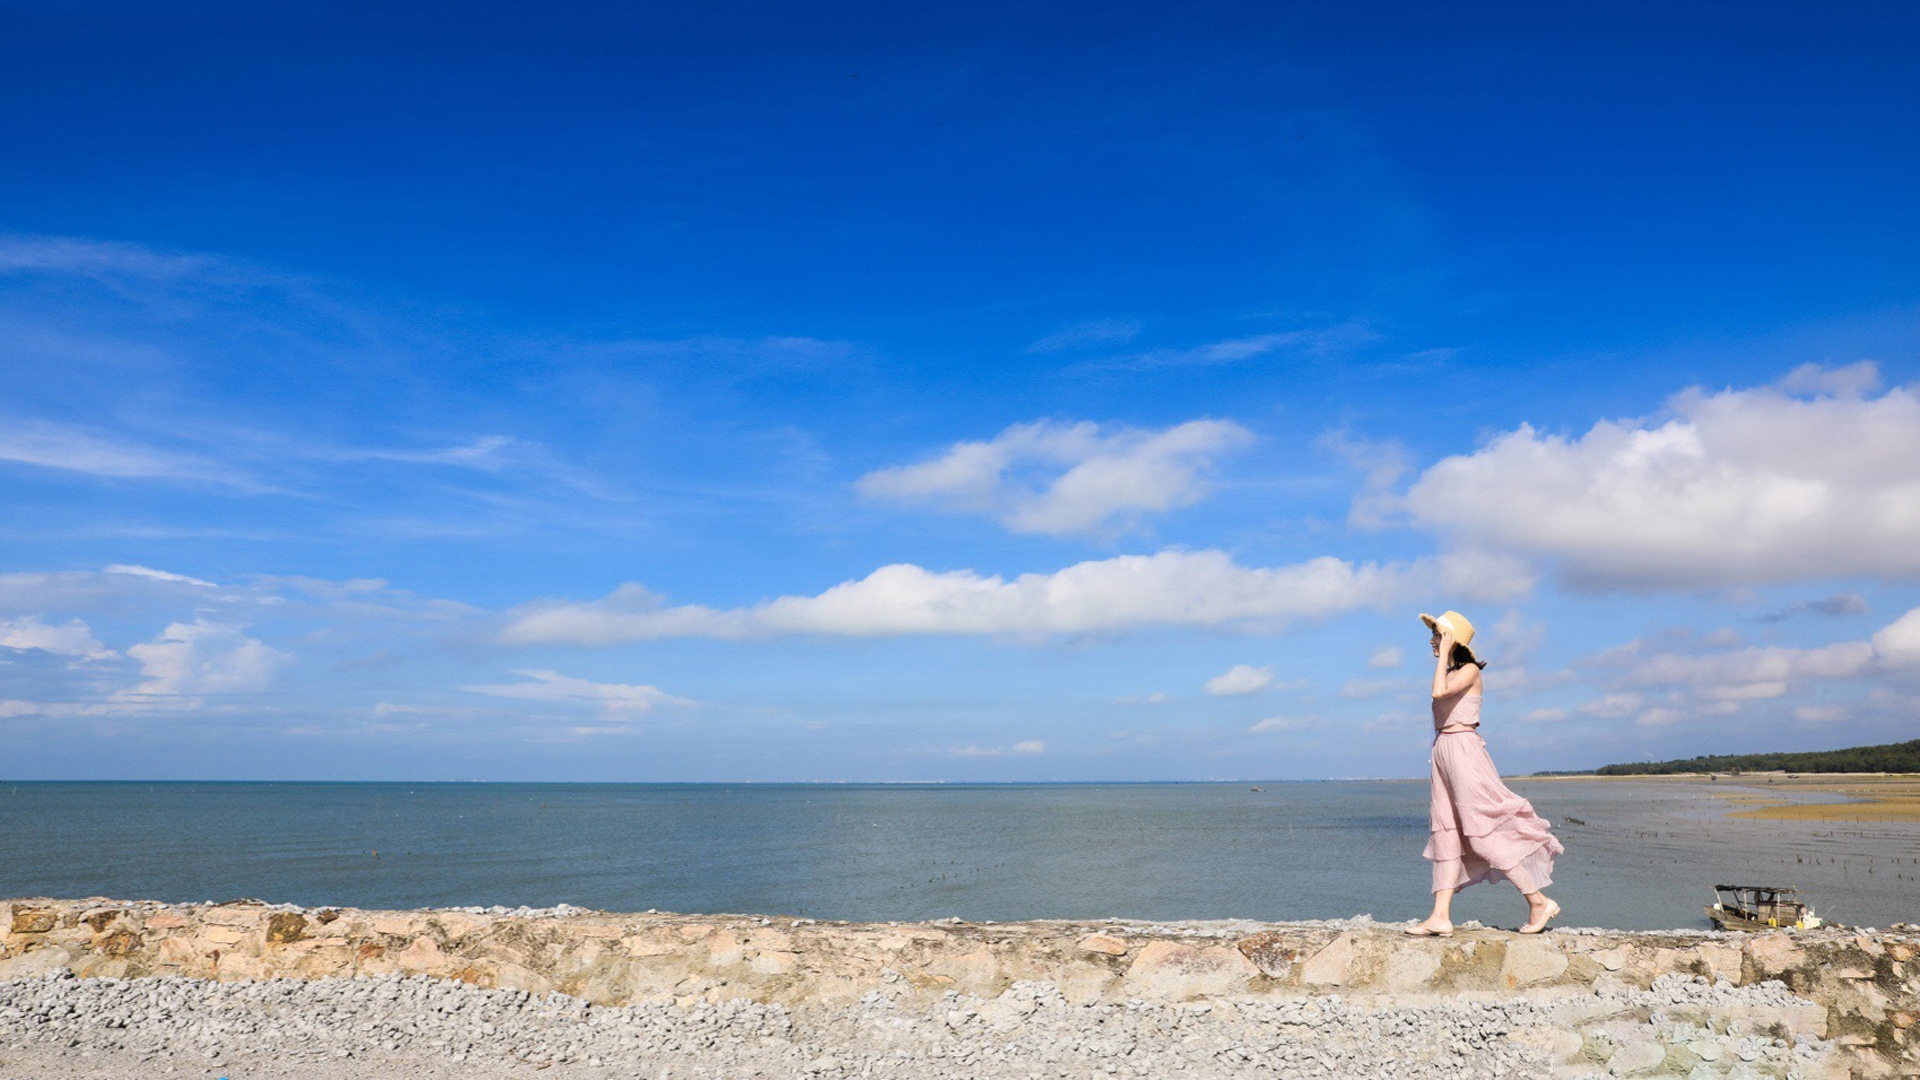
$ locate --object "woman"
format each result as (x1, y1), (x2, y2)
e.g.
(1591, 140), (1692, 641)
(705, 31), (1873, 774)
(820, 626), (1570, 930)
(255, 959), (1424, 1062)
(1405, 610), (1564, 936)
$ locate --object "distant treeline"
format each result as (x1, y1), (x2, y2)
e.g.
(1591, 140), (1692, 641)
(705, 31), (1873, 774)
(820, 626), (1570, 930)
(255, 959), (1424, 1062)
(1592, 739), (1920, 776)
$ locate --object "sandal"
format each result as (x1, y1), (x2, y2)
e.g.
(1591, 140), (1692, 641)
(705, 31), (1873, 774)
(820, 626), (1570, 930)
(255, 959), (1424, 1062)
(1518, 900), (1560, 934)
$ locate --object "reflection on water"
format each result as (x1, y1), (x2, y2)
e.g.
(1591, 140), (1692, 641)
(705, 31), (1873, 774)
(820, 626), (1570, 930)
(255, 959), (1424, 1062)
(0, 780), (1914, 930)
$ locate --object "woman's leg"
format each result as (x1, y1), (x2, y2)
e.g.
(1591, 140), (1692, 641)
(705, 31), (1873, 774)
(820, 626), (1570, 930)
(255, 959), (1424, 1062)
(1410, 888), (1454, 934)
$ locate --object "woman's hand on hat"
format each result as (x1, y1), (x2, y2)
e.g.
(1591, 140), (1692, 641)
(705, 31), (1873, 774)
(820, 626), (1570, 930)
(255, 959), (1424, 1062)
(1436, 628), (1457, 651)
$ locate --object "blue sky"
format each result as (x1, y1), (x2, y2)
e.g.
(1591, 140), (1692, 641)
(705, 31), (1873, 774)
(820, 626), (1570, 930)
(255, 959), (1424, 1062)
(2, 0), (1917, 780)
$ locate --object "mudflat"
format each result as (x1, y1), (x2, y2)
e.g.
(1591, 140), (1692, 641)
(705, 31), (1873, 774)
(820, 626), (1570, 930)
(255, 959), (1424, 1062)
(1528, 772), (1920, 823)
(1716, 774), (1920, 823)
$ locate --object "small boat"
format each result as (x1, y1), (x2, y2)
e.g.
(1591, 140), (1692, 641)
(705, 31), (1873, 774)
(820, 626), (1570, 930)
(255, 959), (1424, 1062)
(1705, 884), (1823, 931)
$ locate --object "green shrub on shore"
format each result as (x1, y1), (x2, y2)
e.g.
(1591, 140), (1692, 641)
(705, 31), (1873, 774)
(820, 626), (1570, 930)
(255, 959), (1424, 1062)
(1591, 739), (1920, 776)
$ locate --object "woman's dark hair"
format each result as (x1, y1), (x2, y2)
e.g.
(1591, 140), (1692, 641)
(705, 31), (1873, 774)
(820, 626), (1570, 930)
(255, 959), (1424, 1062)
(1447, 643), (1484, 671)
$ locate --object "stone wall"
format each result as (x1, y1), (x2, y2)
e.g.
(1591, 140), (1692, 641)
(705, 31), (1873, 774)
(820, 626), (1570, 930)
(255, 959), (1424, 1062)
(5, 898), (1917, 1076)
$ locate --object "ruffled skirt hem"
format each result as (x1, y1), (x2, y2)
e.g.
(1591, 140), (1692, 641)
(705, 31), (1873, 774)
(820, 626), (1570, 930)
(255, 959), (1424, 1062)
(1423, 732), (1564, 895)
(1424, 830), (1560, 893)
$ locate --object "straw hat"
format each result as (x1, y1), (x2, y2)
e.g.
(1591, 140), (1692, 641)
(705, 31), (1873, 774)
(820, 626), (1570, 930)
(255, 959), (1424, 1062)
(1419, 610), (1480, 663)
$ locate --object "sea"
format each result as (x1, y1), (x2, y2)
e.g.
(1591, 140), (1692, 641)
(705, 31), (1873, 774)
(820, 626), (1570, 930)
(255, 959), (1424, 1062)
(2, 780), (1915, 931)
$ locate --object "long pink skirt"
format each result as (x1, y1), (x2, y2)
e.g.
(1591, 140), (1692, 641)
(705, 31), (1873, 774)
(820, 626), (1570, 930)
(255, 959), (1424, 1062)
(1424, 731), (1564, 894)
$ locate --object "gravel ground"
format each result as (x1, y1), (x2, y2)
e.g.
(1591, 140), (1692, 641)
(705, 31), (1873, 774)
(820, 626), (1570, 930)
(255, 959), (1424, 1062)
(0, 970), (1833, 1080)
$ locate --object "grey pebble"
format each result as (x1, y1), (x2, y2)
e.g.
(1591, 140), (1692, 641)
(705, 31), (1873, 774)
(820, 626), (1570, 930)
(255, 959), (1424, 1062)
(0, 968), (1830, 1080)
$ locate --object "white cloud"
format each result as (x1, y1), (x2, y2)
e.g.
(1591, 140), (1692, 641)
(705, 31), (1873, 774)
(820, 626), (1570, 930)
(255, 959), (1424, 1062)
(858, 418), (1255, 537)
(1113, 691), (1171, 705)
(1367, 645), (1404, 669)
(1204, 664), (1274, 696)
(501, 548), (1526, 645)
(119, 620), (287, 698)
(0, 616), (114, 661)
(1012, 740), (1046, 754)
(1520, 707), (1567, 723)
(1868, 606), (1920, 667)
(1247, 715), (1311, 733)
(1793, 704), (1847, 723)
(1396, 366), (1920, 588)
(461, 670), (694, 719)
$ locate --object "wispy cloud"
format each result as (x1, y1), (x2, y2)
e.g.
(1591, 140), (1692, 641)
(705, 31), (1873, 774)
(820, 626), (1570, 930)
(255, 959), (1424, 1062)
(104, 564), (218, 588)
(1756, 592), (1870, 623)
(556, 335), (869, 381)
(462, 669), (695, 719)
(0, 234), (624, 526)
(0, 235), (230, 284)
(0, 616), (116, 662)
(1776, 359), (1881, 397)
(921, 740), (1046, 757)
(1025, 318), (1142, 353)
(306, 434), (624, 500)
(1562, 603), (1920, 727)
(1085, 325), (1379, 373)
(0, 566), (246, 616)
(1367, 645), (1404, 669)
(1319, 428), (1413, 529)
(1338, 676), (1401, 699)
(0, 419), (260, 489)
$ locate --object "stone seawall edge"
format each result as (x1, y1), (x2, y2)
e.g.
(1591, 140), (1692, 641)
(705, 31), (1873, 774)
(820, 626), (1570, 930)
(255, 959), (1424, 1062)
(4, 898), (1917, 1075)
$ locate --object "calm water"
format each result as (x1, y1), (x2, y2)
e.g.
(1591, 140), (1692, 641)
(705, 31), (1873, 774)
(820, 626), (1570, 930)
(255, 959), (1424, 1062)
(1, 780), (1915, 930)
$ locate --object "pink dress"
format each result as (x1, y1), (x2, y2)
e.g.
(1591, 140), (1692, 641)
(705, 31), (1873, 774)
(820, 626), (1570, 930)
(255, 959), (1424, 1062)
(1423, 689), (1564, 894)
